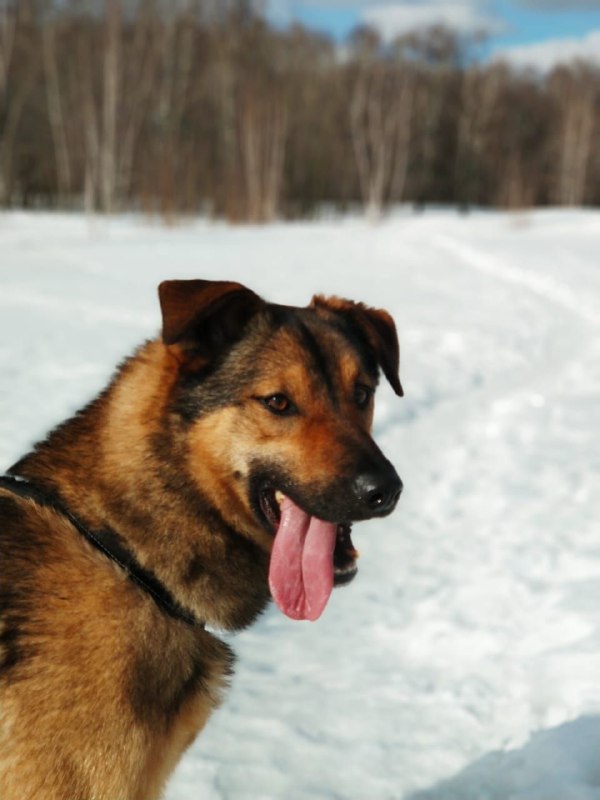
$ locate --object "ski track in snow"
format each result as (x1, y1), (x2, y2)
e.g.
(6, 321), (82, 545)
(0, 210), (599, 799)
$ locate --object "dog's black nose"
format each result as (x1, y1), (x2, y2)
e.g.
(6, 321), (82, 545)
(352, 467), (403, 516)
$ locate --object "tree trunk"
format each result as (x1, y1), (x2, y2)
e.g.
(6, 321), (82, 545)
(43, 22), (72, 202)
(78, 34), (101, 214)
(351, 62), (413, 220)
(0, 3), (16, 204)
(101, 0), (121, 213)
(556, 78), (595, 206)
(240, 91), (287, 222)
(117, 0), (156, 205)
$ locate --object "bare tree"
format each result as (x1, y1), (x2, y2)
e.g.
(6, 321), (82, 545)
(389, 63), (414, 206)
(99, 0), (121, 212)
(152, 0), (198, 218)
(209, 10), (290, 221)
(239, 85), (287, 221)
(42, 17), (72, 200)
(454, 65), (501, 208)
(552, 63), (597, 206)
(0, 1), (15, 97)
(0, 1), (16, 203)
(76, 23), (101, 213)
(489, 71), (551, 209)
(350, 29), (414, 220)
(73, 0), (156, 213)
(0, 1), (42, 206)
(115, 2), (156, 204)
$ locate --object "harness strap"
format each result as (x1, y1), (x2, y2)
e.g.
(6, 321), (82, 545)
(0, 474), (201, 628)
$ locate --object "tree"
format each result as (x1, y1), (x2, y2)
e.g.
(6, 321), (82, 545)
(0, 1), (38, 205)
(551, 62), (598, 206)
(349, 27), (414, 220)
(42, 13), (71, 201)
(454, 64), (501, 208)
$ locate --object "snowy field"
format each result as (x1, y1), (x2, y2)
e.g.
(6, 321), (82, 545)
(1, 208), (599, 799)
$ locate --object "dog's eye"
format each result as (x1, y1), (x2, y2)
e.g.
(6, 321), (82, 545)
(262, 394), (295, 415)
(354, 383), (373, 410)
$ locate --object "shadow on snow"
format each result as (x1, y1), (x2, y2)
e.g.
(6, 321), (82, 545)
(407, 716), (600, 800)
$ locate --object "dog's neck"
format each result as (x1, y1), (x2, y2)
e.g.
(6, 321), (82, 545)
(10, 341), (271, 631)
(0, 473), (201, 626)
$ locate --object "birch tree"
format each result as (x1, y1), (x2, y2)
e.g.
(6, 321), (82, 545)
(552, 63), (597, 206)
(349, 29), (415, 220)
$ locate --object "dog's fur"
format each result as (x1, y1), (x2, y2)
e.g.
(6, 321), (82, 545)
(0, 280), (402, 799)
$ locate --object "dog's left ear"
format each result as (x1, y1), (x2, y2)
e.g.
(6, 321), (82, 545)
(158, 279), (264, 356)
(311, 295), (403, 397)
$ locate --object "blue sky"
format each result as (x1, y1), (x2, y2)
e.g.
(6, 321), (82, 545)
(264, 1), (600, 68)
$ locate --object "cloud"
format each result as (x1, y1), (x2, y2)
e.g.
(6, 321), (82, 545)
(360, 1), (505, 41)
(493, 28), (600, 69)
(266, 0), (505, 35)
(516, 0), (600, 8)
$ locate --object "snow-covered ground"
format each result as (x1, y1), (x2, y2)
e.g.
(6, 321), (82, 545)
(1, 209), (599, 799)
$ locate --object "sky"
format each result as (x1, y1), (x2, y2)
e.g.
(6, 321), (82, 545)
(264, 0), (600, 69)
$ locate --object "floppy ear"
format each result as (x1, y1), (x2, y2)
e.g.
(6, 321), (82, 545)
(311, 295), (403, 397)
(158, 280), (264, 356)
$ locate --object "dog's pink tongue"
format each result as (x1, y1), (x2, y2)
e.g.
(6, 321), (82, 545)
(269, 496), (337, 621)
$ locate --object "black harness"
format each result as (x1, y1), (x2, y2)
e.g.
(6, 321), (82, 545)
(0, 474), (200, 627)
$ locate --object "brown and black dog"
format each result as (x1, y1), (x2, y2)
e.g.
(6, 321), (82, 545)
(0, 279), (402, 799)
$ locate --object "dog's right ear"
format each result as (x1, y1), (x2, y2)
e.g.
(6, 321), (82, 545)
(158, 280), (264, 356)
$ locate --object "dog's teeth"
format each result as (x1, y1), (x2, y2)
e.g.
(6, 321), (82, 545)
(274, 490), (285, 505)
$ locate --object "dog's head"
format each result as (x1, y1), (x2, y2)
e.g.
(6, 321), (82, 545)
(159, 279), (403, 621)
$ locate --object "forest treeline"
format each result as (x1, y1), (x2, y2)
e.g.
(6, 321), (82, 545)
(1, 0), (599, 220)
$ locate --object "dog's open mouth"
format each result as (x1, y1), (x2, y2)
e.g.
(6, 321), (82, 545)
(259, 487), (359, 622)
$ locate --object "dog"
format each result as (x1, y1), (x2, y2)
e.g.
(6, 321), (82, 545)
(0, 279), (402, 799)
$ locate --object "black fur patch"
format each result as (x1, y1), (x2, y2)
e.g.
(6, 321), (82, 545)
(294, 318), (338, 403)
(183, 554), (206, 586)
(171, 333), (264, 423)
(327, 313), (380, 385)
(129, 630), (234, 726)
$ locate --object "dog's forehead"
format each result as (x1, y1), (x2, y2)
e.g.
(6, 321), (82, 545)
(255, 303), (378, 383)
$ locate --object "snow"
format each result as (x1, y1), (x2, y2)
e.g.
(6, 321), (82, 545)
(1, 208), (599, 799)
